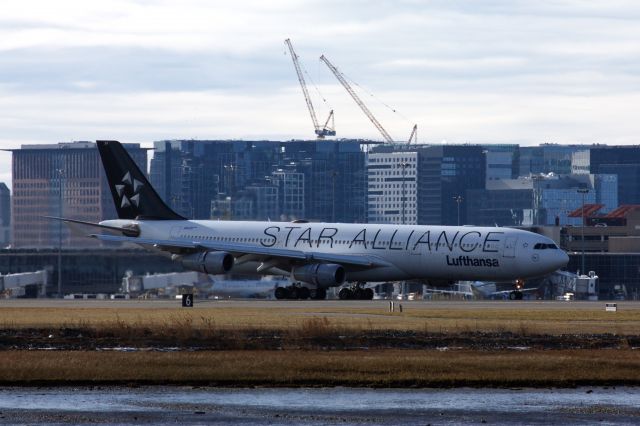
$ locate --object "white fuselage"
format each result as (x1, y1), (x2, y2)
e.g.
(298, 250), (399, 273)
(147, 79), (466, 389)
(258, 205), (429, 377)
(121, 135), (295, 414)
(102, 219), (569, 283)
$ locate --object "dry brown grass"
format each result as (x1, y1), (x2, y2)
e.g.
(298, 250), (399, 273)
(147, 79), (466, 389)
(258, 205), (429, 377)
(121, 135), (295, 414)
(0, 349), (639, 387)
(0, 301), (639, 335)
(1, 301), (638, 387)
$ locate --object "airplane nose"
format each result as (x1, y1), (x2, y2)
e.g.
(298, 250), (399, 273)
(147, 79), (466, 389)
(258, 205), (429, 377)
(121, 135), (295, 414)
(557, 250), (570, 269)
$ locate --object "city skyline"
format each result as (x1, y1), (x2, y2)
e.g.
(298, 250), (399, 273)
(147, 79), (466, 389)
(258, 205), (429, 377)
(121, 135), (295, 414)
(1, 1), (640, 186)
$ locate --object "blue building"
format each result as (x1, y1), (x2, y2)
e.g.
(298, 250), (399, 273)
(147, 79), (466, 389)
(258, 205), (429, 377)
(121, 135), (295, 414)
(532, 173), (617, 226)
(587, 146), (640, 205)
(150, 139), (367, 223)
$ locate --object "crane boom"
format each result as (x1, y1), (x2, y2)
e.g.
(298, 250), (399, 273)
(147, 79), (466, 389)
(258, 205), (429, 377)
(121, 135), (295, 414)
(408, 124), (418, 144)
(320, 55), (394, 143)
(285, 39), (335, 138)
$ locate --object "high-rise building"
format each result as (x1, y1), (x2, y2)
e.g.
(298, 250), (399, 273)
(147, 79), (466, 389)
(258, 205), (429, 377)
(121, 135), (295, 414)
(482, 144), (519, 182)
(0, 183), (10, 247)
(150, 139), (367, 223)
(368, 144), (485, 225)
(466, 178), (534, 227)
(245, 184), (279, 221)
(11, 142), (147, 248)
(589, 146), (640, 204)
(367, 151), (418, 225)
(271, 169), (305, 220)
(571, 149), (590, 174)
(416, 145), (485, 226)
(150, 140), (230, 219)
(279, 141), (367, 223)
(519, 144), (589, 176)
(531, 173), (617, 226)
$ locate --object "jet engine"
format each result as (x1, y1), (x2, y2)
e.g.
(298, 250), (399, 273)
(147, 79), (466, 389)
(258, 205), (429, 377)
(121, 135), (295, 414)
(292, 263), (345, 288)
(176, 251), (234, 275)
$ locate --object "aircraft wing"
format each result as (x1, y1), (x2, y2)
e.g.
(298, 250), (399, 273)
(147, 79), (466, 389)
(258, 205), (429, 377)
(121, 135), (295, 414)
(490, 287), (538, 296)
(91, 233), (392, 268)
(423, 288), (473, 297)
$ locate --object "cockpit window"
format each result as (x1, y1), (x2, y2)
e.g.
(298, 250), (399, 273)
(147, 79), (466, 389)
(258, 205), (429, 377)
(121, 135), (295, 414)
(534, 243), (558, 250)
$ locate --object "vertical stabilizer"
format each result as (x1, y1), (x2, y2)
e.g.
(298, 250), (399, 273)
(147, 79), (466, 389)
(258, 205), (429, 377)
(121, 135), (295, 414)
(97, 140), (185, 220)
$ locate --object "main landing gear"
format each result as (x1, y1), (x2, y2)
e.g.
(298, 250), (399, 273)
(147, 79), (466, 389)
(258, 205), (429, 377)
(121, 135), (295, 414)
(338, 283), (374, 300)
(274, 285), (326, 300)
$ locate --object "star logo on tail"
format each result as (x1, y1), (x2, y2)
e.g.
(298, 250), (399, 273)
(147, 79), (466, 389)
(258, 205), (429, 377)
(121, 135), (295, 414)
(116, 171), (144, 209)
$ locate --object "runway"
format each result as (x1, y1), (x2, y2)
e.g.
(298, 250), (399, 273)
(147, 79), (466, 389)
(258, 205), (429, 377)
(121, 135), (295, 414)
(2, 298), (639, 311)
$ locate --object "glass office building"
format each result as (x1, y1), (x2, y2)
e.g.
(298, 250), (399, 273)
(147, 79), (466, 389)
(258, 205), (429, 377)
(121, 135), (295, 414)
(11, 142), (147, 248)
(589, 146), (640, 204)
(150, 139), (367, 223)
(519, 144), (589, 176)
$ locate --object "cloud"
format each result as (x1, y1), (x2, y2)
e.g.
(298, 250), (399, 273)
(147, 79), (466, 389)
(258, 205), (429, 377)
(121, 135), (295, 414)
(1, 0), (640, 188)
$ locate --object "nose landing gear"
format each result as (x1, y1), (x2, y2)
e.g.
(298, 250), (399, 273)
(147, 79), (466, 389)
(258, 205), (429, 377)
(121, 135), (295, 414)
(509, 290), (523, 300)
(508, 278), (525, 300)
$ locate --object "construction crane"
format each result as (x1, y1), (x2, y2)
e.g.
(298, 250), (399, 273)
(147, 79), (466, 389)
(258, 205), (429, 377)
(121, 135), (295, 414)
(284, 39), (335, 138)
(320, 55), (393, 143)
(407, 124), (418, 144)
(320, 55), (418, 144)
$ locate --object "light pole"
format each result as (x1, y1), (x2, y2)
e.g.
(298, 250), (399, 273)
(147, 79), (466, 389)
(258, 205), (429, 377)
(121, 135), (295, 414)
(453, 195), (463, 226)
(399, 161), (409, 298)
(57, 168), (63, 298)
(400, 162), (408, 224)
(577, 188), (589, 275)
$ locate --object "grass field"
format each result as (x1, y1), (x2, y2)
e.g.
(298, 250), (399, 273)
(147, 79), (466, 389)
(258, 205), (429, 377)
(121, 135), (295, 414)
(1, 300), (638, 387)
(0, 349), (639, 387)
(0, 300), (639, 335)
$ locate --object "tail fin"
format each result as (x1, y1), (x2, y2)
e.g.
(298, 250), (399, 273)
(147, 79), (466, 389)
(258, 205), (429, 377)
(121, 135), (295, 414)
(97, 140), (185, 220)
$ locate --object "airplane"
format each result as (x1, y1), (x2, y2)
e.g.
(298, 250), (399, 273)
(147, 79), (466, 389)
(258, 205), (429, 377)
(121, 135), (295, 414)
(424, 280), (540, 300)
(210, 277), (291, 299)
(53, 140), (569, 300)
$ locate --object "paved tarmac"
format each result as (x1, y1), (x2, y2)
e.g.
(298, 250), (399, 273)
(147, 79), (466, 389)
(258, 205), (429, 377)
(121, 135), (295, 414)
(1, 298), (639, 311)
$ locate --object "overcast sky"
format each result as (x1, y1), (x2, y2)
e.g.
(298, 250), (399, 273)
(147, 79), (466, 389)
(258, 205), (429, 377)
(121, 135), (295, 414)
(1, 0), (640, 185)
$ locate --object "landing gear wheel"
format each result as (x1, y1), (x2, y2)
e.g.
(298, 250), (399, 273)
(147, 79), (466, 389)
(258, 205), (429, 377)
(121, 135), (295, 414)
(288, 286), (299, 300)
(363, 288), (374, 300)
(275, 287), (287, 300)
(352, 287), (364, 300)
(338, 288), (353, 300)
(298, 286), (310, 300)
(313, 288), (327, 300)
(509, 291), (523, 300)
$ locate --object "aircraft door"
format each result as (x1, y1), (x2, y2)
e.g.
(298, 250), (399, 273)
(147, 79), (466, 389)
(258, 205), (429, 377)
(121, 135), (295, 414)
(503, 236), (517, 258)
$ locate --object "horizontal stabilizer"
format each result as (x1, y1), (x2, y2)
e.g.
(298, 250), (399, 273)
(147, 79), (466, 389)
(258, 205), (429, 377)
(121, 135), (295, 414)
(44, 216), (140, 237)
